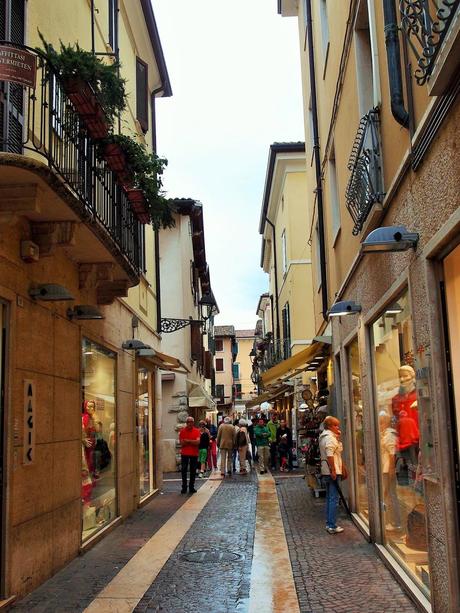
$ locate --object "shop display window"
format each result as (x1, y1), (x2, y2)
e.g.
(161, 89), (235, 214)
(81, 339), (117, 541)
(371, 289), (430, 596)
(347, 339), (368, 522)
(137, 366), (154, 498)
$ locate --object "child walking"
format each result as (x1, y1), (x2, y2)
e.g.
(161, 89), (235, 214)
(198, 421), (210, 478)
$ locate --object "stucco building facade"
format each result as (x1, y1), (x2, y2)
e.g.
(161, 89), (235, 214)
(279, 0), (460, 610)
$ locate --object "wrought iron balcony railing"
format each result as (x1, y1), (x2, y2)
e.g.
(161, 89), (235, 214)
(257, 337), (291, 373)
(400, 0), (460, 86)
(0, 42), (145, 274)
(345, 108), (384, 236)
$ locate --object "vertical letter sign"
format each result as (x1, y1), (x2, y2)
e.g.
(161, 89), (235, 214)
(23, 380), (35, 465)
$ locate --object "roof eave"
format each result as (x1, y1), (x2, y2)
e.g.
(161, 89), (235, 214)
(140, 0), (173, 98)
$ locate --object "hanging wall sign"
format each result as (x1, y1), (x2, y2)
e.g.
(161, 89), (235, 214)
(0, 46), (37, 88)
(23, 379), (35, 465)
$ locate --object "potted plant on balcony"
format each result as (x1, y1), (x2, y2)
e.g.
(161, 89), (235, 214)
(97, 134), (175, 228)
(37, 33), (126, 139)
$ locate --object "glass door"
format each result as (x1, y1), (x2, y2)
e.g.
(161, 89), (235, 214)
(137, 366), (155, 498)
(347, 338), (368, 523)
(0, 302), (6, 595)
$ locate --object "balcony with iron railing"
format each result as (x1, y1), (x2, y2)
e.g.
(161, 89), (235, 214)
(251, 335), (291, 377)
(399, 0), (460, 94)
(0, 43), (145, 300)
(345, 108), (385, 236)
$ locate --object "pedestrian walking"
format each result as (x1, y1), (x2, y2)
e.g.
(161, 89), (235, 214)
(198, 421), (210, 478)
(254, 417), (270, 474)
(267, 413), (280, 470)
(247, 417), (257, 462)
(179, 416), (201, 494)
(236, 419), (250, 474)
(276, 419), (293, 470)
(319, 416), (347, 533)
(206, 417), (218, 471)
(217, 416), (236, 477)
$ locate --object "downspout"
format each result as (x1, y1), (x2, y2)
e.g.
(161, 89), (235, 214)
(383, 0), (409, 128)
(154, 229), (162, 334)
(305, 0), (328, 320)
(265, 219), (281, 342)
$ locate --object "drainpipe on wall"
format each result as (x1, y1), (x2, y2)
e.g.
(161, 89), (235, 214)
(265, 218), (281, 342)
(154, 229), (162, 334)
(305, 0), (328, 320)
(383, 0), (410, 128)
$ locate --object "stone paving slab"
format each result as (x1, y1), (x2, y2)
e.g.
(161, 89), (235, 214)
(11, 481), (205, 613)
(134, 473), (258, 613)
(276, 476), (419, 613)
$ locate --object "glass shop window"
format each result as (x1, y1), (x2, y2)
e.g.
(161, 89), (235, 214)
(81, 339), (117, 541)
(371, 289), (430, 597)
(347, 338), (368, 523)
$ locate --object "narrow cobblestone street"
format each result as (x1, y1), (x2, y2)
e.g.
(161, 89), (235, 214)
(10, 472), (419, 613)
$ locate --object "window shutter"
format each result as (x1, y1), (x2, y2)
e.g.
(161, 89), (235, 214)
(190, 322), (202, 362)
(136, 57), (149, 133)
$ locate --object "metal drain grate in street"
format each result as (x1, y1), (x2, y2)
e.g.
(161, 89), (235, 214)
(181, 549), (243, 563)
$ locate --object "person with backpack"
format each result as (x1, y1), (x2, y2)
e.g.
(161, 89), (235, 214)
(236, 419), (250, 474)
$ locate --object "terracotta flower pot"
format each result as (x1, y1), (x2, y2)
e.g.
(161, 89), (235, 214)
(125, 188), (151, 224)
(63, 77), (109, 139)
(104, 143), (127, 173)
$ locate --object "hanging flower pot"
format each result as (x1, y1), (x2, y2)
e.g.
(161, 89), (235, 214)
(103, 142), (127, 173)
(125, 188), (151, 224)
(63, 77), (109, 140)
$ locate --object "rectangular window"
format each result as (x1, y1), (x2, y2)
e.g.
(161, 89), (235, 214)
(347, 338), (368, 523)
(328, 144), (341, 241)
(281, 229), (287, 275)
(215, 358), (224, 372)
(215, 339), (223, 352)
(81, 339), (117, 541)
(136, 57), (149, 133)
(215, 384), (224, 400)
(354, 0), (374, 116)
(282, 303), (291, 359)
(319, 0), (330, 67)
(235, 384), (242, 400)
(371, 289), (430, 597)
(233, 363), (240, 380)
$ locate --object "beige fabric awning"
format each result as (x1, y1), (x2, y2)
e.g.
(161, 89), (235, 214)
(188, 382), (216, 410)
(139, 349), (190, 374)
(260, 342), (327, 387)
(245, 384), (291, 409)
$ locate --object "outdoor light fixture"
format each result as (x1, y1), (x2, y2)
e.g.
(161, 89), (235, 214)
(361, 225), (419, 253)
(385, 302), (403, 316)
(122, 339), (152, 350)
(67, 305), (104, 320)
(137, 347), (156, 358)
(328, 300), (362, 318)
(29, 284), (74, 301)
(299, 403), (308, 412)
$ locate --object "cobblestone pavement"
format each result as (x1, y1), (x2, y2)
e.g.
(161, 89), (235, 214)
(11, 480), (205, 613)
(135, 472), (258, 613)
(276, 476), (419, 613)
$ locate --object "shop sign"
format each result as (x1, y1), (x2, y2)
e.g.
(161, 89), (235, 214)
(23, 379), (35, 465)
(0, 45), (37, 88)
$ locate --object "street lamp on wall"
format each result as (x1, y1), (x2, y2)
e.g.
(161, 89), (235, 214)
(361, 225), (419, 253)
(328, 300), (362, 318)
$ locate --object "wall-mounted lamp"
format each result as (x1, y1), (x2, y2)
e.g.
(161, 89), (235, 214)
(122, 339), (151, 350)
(137, 347), (156, 358)
(361, 225), (419, 253)
(328, 300), (362, 318)
(29, 284), (74, 301)
(385, 302), (403, 316)
(67, 305), (104, 320)
(299, 403), (308, 412)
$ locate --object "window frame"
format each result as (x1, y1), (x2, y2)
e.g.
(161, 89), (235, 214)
(136, 56), (149, 133)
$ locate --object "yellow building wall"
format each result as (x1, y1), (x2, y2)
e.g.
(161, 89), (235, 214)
(235, 336), (255, 400)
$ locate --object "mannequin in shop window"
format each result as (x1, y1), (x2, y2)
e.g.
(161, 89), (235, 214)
(81, 400), (97, 502)
(391, 365), (419, 485)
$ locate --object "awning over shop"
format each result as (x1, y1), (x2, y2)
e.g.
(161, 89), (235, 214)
(140, 349), (190, 374)
(245, 384), (291, 409)
(188, 381), (216, 410)
(260, 342), (327, 387)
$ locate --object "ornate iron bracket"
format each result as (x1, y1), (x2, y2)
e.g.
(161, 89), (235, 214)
(160, 317), (203, 333)
(400, 0), (460, 86)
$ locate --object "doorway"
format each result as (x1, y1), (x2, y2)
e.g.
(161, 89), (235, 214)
(0, 301), (8, 596)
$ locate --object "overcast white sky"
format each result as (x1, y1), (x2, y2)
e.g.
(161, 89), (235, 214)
(154, 0), (304, 330)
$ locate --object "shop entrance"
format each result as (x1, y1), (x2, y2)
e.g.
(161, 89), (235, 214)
(137, 364), (155, 499)
(0, 302), (6, 595)
(441, 245), (460, 521)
